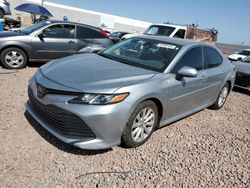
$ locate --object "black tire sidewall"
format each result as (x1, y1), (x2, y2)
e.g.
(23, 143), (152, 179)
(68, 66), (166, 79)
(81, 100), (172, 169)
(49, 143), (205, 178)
(211, 83), (229, 110)
(0, 9), (4, 18)
(122, 100), (159, 148)
(1, 48), (27, 69)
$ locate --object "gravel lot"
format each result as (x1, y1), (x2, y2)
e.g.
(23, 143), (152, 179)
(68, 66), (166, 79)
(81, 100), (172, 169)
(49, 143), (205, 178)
(0, 66), (249, 188)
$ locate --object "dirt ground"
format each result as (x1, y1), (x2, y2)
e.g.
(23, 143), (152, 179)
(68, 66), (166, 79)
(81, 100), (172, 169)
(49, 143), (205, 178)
(0, 66), (249, 188)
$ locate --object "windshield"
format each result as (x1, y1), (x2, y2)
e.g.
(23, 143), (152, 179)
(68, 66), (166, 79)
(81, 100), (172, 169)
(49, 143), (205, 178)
(99, 37), (181, 72)
(144, 25), (175, 37)
(238, 50), (250, 56)
(242, 56), (250, 63)
(21, 21), (50, 34)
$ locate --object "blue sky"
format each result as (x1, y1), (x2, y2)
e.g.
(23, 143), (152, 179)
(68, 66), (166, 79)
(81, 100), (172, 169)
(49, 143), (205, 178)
(48, 0), (250, 45)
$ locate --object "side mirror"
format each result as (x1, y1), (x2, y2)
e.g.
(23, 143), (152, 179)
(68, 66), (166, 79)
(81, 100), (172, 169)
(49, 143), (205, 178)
(38, 33), (46, 39)
(237, 57), (243, 61)
(177, 66), (198, 77)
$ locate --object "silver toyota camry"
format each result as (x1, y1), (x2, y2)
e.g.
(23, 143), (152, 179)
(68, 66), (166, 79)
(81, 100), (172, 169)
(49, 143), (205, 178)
(26, 36), (236, 150)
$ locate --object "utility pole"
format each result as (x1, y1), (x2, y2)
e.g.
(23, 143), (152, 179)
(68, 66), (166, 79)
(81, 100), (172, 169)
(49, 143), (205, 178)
(41, 0), (44, 6)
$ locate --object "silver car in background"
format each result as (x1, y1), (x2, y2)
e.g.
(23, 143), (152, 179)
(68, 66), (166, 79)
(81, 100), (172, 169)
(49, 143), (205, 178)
(0, 0), (11, 18)
(26, 36), (236, 150)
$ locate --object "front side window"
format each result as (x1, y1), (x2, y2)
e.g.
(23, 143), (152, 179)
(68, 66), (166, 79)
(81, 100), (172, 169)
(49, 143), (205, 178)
(144, 25), (175, 37)
(203, 46), (222, 69)
(171, 47), (203, 73)
(242, 56), (250, 63)
(42, 24), (75, 38)
(99, 38), (181, 72)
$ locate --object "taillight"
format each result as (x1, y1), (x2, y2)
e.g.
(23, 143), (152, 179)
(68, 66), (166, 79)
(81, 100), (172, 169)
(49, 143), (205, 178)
(100, 29), (110, 38)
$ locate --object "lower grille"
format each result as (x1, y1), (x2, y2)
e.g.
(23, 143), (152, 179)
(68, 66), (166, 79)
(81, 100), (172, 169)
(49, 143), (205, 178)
(28, 87), (95, 139)
(235, 72), (250, 87)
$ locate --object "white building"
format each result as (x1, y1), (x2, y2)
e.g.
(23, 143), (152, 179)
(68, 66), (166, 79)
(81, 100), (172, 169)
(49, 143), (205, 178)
(8, 0), (151, 33)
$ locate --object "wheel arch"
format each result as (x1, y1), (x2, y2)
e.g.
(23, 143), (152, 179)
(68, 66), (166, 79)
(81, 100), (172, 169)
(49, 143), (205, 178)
(0, 45), (30, 60)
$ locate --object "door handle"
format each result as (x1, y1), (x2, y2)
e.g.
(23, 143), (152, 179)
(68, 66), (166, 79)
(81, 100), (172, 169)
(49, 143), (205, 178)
(68, 41), (76, 44)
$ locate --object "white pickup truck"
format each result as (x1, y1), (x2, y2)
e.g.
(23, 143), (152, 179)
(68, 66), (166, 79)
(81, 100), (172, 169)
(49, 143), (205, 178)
(122, 23), (218, 43)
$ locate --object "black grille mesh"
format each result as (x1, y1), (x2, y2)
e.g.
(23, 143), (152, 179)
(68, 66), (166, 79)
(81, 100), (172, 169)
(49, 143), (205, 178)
(28, 87), (95, 139)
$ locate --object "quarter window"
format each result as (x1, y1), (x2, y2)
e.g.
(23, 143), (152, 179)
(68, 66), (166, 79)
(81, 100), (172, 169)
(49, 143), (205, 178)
(77, 26), (105, 39)
(42, 24), (75, 38)
(172, 47), (203, 73)
(203, 47), (222, 68)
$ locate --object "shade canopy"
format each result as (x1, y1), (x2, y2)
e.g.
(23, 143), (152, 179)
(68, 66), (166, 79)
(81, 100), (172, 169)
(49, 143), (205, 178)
(15, 3), (53, 17)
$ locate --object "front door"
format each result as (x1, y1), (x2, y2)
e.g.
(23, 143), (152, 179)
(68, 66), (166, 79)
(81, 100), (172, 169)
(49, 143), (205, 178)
(32, 24), (78, 60)
(166, 47), (207, 121)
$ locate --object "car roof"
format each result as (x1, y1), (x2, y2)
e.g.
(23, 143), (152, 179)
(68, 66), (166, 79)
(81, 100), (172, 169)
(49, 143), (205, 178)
(136, 34), (204, 47)
(47, 20), (100, 30)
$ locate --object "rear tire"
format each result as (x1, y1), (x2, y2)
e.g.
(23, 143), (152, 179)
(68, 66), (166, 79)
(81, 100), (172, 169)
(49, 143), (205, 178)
(1, 47), (28, 69)
(121, 100), (158, 148)
(0, 9), (4, 18)
(210, 83), (229, 110)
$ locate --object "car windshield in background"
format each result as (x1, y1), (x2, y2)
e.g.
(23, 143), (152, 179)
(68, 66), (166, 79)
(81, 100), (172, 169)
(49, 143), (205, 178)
(238, 50), (250, 56)
(20, 21), (51, 34)
(144, 25), (175, 36)
(100, 38), (181, 72)
(243, 56), (250, 63)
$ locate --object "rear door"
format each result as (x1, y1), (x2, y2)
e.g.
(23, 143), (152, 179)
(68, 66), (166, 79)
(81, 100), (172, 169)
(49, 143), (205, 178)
(76, 26), (111, 53)
(202, 46), (226, 104)
(166, 47), (207, 120)
(32, 23), (78, 60)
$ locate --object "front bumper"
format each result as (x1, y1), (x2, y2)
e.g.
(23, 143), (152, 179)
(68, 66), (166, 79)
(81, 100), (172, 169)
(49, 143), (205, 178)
(26, 81), (133, 150)
(234, 72), (250, 91)
(2, 4), (11, 15)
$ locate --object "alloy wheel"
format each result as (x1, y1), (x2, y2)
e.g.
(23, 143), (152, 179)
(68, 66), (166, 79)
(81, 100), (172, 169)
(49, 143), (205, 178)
(131, 107), (156, 142)
(5, 51), (24, 68)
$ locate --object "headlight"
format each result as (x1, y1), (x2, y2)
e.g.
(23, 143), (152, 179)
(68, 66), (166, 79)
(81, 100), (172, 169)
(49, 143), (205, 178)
(68, 93), (129, 105)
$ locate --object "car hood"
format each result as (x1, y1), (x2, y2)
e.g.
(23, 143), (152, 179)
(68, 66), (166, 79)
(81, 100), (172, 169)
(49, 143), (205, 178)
(41, 53), (157, 93)
(232, 61), (250, 74)
(0, 31), (26, 38)
(228, 54), (247, 60)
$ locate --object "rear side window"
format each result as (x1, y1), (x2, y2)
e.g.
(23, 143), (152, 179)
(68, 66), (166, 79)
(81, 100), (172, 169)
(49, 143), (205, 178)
(77, 26), (105, 39)
(172, 47), (203, 73)
(203, 47), (222, 69)
(173, 29), (186, 39)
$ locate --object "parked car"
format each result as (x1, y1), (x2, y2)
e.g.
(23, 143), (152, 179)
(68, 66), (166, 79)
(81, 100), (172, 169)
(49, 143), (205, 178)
(26, 36), (236, 150)
(0, 20), (112, 69)
(121, 23), (217, 43)
(228, 49), (250, 61)
(0, 0), (11, 18)
(232, 56), (250, 90)
(110, 31), (130, 43)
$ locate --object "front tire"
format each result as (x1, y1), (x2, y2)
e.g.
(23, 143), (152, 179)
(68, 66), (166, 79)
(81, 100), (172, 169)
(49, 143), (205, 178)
(1, 47), (28, 69)
(210, 83), (229, 110)
(122, 100), (158, 148)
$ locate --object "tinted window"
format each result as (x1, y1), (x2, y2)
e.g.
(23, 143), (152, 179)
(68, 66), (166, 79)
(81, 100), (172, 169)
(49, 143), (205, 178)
(238, 50), (250, 56)
(77, 26), (105, 39)
(43, 24), (75, 38)
(100, 38), (181, 72)
(144, 25), (175, 37)
(173, 29), (186, 39)
(243, 56), (250, 63)
(172, 47), (203, 73)
(203, 47), (222, 68)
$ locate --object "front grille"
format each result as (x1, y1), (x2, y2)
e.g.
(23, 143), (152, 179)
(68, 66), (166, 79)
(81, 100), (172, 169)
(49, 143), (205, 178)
(235, 72), (250, 87)
(28, 87), (96, 139)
